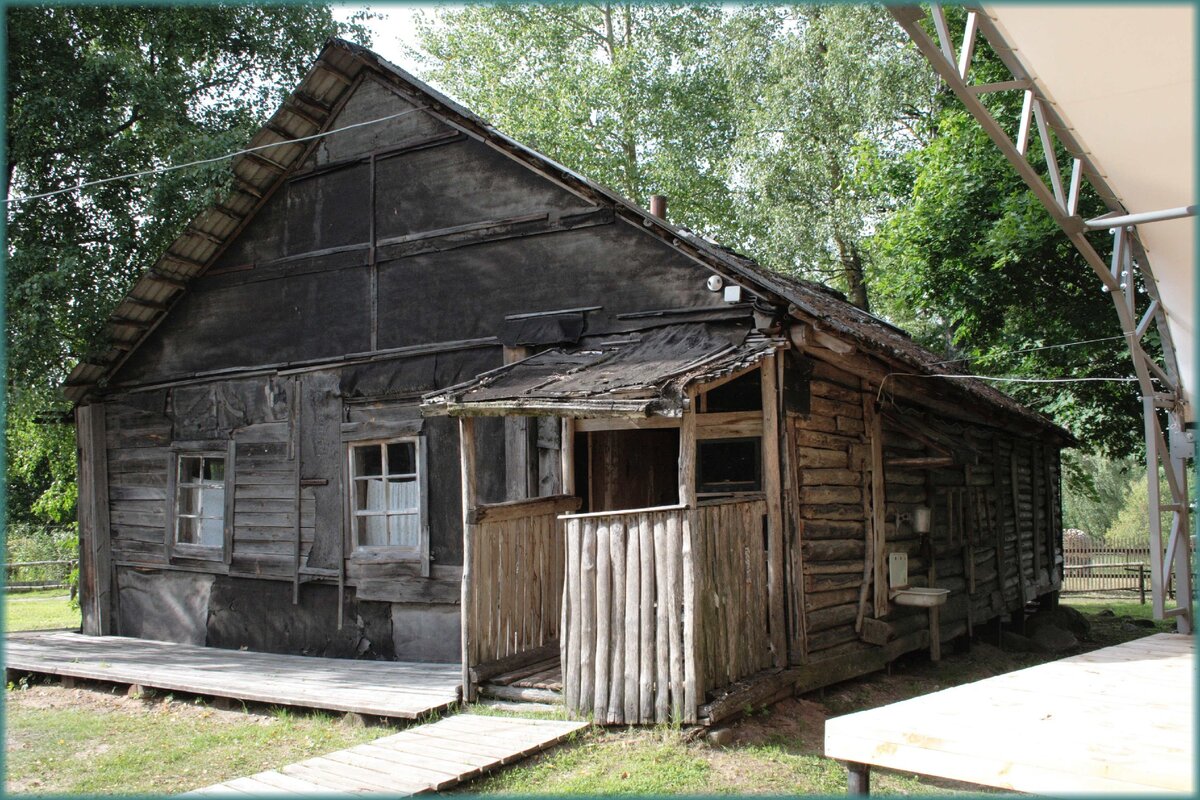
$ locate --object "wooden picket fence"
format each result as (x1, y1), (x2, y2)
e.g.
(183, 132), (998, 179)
(1061, 544), (1150, 599)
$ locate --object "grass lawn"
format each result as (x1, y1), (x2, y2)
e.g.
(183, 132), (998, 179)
(3, 589), (80, 632)
(4, 686), (397, 795)
(4, 598), (1176, 795)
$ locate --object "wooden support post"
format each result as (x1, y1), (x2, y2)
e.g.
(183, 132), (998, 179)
(929, 605), (941, 662)
(866, 397), (888, 617)
(76, 403), (113, 636)
(847, 762), (871, 795)
(1010, 450), (1028, 604)
(679, 388), (699, 723)
(503, 347), (535, 499)
(561, 417), (576, 496)
(761, 355), (788, 667)
(459, 417), (478, 702)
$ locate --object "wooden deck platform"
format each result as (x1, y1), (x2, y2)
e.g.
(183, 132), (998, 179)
(6, 631), (461, 720)
(188, 713), (588, 795)
(825, 633), (1195, 794)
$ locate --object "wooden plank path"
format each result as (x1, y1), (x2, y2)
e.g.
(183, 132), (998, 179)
(187, 713), (588, 795)
(6, 630), (460, 719)
(825, 633), (1195, 794)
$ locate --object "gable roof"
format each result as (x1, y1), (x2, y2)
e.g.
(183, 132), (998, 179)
(64, 38), (1070, 442)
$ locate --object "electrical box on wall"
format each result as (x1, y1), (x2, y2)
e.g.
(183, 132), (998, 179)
(723, 284), (742, 303)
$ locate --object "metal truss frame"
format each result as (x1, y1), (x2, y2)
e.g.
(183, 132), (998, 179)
(890, 4), (1193, 632)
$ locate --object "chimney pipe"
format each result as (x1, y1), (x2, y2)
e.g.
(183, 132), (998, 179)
(649, 194), (667, 220)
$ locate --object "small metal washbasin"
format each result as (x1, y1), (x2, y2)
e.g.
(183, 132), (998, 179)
(890, 587), (950, 607)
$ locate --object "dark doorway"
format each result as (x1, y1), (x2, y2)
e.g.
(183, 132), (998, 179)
(575, 428), (680, 512)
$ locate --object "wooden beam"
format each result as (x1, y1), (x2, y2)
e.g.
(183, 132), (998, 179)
(280, 101), (325, 129)
(679, 387), (699, 723)
(147, 269), (189, 290)
(458, 417), (478, 702)
(561, 417), (576, 495)
(761, 356), (788, 668)
(244, 151), (289, 175)
(866, 394), (889, 617)
(316, 59), (355, 85)
(122, 296), (170, 313)
(76, 404), (113, 635)
(469, 495), (581, 525)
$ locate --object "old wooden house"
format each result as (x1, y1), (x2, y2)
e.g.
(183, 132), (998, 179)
(68, 40), (1070, 725)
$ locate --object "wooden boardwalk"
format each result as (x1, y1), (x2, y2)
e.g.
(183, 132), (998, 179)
(188, 713), (588, 795)
(825, 633), (1195, 794)
(6, 630), (460, 719)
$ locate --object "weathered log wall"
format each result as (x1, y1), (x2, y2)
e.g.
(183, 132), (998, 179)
(785, 355), (1064, 669)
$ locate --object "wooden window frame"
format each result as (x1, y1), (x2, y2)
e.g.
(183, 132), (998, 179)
(345, 435), (429, 568)
(165, 441), (234, 564)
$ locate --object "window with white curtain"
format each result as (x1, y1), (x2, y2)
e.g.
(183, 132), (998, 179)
(171, 452), (228, 560)
(348, 438), (425, 555)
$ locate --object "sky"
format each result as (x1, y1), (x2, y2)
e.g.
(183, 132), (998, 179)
(333, 3), (463, 72)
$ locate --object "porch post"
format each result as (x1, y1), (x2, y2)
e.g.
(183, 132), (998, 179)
(679, 388), (700, 722)
(761, 354), (788, 667)
(459, 416), (478, 702)
(77, 403), (113, 636)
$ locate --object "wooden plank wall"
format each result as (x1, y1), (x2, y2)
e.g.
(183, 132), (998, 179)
(786, 357), (1065, 669)
(465, 498), (570, 668)
(692, 499), (773, 694)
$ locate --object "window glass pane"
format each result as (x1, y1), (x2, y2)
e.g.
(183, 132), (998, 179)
(354, 445), (384, 478)
(388, 514), (420, 549)
(198, 516), (224, 548)
(387, 442), (416, 475)
(200, 486), (225, 519)
(176, 516), (198, 545)
(179, 456), (202, 484)
(356, 515), (388, 547)
(204, 458), (225, 482)
(177, 485), (199, 517)
(387, 477), (418, 511)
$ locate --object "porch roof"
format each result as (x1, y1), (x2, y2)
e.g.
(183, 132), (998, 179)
(422, 322), (782, 418)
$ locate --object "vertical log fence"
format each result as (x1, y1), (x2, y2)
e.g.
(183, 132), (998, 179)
(559, 498), (771, 725)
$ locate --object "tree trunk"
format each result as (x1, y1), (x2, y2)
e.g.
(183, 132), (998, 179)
(835, 234), (870, 312)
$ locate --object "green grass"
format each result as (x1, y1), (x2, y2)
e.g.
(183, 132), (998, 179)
(4, 688), (394, 795)
(3, 602), (1173, 795)
(3, 589), (80, 632)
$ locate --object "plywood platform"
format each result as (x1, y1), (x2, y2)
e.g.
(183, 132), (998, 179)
(825, 633), (1195, 794)
(188, 713), (588, 795)
(6, 631), (461, 720)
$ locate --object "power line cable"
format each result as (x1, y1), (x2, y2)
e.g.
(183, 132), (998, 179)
(876, 371), (1138, 402)
(927, 334), (1130, 368)
(6, 106), (430, 206)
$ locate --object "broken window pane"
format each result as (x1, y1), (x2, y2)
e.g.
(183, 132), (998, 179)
(387, 441), (416, 475)
(354, 444), (384, 478)
(179, 456), (202, 484)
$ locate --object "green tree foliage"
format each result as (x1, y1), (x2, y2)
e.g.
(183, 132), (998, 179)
(5, 6), (369, 523)
(413, 4), (935, 309)
(867, 26), (1145, 455)
(724, 5), (937, 310)
(414, 3), (744, 238)
(1061, 451), (1139, 540)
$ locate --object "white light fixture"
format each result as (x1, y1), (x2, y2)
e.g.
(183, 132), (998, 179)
(706, 274), (724, 292)
(723, 284), (743, 303)
(913, 506), (932, 535)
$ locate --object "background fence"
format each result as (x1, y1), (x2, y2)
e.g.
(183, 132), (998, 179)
(1063, 543), (1153, 600)
(6, 524), (78, 592)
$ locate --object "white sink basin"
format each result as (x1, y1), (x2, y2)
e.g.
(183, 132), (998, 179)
(890, 587), (950, 607)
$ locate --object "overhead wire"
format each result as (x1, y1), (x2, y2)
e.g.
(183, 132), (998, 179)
(6, 105), (430, 206)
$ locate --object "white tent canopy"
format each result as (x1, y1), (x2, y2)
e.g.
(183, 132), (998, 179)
(985, 3), (1196, 420)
